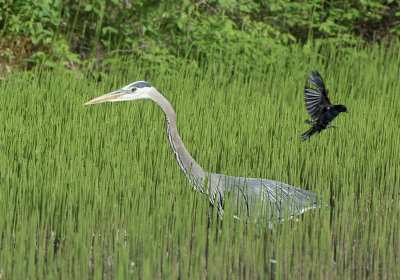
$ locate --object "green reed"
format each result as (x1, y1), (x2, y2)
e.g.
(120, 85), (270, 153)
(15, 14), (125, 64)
(0, 42), (399, 279)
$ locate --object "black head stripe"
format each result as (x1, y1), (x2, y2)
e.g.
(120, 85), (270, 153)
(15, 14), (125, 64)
(131, 81), (151, 88)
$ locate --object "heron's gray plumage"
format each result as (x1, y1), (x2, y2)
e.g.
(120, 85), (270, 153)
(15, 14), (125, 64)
(124, 81), (151, 89)
(86, 82), (321, 220)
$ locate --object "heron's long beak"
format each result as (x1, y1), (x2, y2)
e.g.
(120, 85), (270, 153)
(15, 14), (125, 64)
(84, 90), (125, 105)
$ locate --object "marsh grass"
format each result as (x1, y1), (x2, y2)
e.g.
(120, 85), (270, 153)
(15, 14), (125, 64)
(0, 43), (399, 279)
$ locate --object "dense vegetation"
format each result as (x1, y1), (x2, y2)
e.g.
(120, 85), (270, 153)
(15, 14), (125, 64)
(0, 41), (399, 279)
(1, 0), (400, 77)
(1, 1), (399, 279)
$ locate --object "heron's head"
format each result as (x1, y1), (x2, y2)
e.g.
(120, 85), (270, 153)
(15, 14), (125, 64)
(85, 81), (153, 105)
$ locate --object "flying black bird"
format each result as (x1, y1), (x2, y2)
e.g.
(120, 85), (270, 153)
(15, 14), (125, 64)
(302, 71), (348, 141)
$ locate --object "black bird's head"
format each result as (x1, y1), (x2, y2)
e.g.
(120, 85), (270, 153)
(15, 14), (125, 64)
(334, 105), (349, 113)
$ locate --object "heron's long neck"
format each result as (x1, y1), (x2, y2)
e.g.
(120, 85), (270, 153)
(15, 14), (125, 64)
(151, 91), (207, 190)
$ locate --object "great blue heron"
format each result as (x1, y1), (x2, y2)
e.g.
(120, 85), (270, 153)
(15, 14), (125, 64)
(85, 81), (320, 220)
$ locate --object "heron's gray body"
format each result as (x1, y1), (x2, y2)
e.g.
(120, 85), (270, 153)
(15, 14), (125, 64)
(210, 174), (319, 219)
(153, 85), (319, 219)
(86, 81), (320, 220)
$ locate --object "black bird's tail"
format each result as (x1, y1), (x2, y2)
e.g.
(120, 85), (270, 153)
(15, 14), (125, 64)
(302, 125), (320, 141)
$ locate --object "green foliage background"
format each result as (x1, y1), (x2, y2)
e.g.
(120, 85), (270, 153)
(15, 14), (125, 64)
(1, 0), (400, 75)
(0, 1), (400, 279)
(0, 42), (399, 279)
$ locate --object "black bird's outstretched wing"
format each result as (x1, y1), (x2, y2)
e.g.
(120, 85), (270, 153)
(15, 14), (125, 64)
(307, 71), (326, 93)
(304, 71), (331, 121)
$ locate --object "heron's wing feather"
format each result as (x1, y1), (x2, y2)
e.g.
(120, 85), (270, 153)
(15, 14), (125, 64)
(211, 174), (320, 219)
(245, 177), (320, 218)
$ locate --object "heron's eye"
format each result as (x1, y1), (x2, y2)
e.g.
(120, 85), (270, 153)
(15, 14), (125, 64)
(131, 87), (137, 92)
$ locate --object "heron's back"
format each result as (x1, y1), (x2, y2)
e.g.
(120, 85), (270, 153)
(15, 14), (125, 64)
(209, 173), (321, 219)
